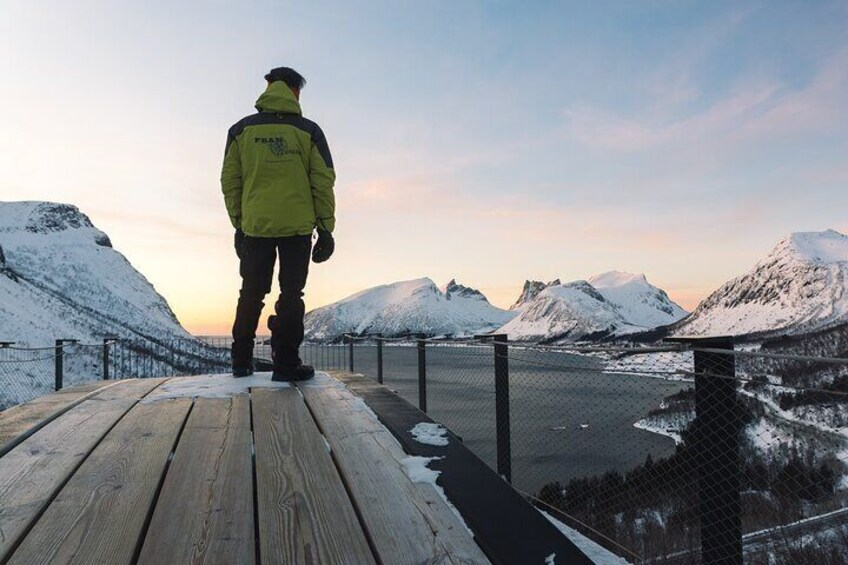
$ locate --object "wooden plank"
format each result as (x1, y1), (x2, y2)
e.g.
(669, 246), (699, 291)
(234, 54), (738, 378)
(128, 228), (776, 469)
(137, 395), (255, 565)
(252, 387), (375, 565)
(333, 372), (596, 565)
(297, 379), (491, 565)
(0, 378), (167, 561)
(0, 380), (127, 458)
(8, 397), (192, 565)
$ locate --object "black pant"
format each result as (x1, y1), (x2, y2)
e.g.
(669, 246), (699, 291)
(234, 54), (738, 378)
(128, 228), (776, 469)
(231, 235), (311, 370)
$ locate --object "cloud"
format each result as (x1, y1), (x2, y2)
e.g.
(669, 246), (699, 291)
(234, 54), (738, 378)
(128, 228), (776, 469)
(735, 49), (848, 139)
(566, 81), (780, 151)
(565, 48), (848, 153)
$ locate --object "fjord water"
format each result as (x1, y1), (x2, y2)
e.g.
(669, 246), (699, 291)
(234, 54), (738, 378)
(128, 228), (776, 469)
(301, 344), (687, 494)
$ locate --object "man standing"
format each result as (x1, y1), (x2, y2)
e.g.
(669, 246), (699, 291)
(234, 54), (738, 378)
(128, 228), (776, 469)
(221, 67), (335, 381)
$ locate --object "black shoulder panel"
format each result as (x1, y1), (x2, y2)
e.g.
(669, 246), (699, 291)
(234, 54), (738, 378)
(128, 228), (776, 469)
(291, 116), (333, 169)
(308, 121), (334, 169)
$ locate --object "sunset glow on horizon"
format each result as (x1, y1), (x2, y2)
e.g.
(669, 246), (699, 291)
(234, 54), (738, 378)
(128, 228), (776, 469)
(2, 1), (847, 336)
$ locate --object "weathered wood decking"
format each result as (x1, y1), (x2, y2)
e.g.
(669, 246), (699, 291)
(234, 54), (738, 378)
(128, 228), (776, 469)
(0, 372), (591, 564)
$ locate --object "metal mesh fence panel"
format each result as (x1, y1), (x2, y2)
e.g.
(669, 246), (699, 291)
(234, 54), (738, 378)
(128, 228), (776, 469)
(352, 341), (380, 376)
(510, 347), (695, 561)
(424, 343), (498, 470)
(730, 349), (848, 564)
(356, 340), (421, 406)
(107, 338), (230, 379)
(300, 342), (349, 372)
(0, 346), (57, 410)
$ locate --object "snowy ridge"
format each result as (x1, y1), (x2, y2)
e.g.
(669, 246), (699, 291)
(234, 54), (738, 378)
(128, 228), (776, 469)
(304, 277), (516, 341)
(674, 230), (848, 338)
(498, 272), (688, 343)
(0, 201), (193, 345)
(589, 271), (688, 329)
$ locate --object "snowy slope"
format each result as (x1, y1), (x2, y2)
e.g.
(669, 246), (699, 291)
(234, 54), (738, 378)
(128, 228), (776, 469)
(673, 230), (848, 338)
(498, 272), (687, 343)
(303, 277), (516, 341)
(0, 201), (193, 345)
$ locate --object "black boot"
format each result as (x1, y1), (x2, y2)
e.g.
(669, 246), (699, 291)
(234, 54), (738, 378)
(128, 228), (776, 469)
(231, 334), (255, 378)
(268, 313), (308, 376)
(272, 364), (315, 382)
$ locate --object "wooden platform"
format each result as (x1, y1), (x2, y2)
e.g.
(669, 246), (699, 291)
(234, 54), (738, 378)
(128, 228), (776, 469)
(0, 372), (590, 564)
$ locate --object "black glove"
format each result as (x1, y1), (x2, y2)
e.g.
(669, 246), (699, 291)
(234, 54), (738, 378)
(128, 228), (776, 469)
(234, 229), (246, 259)
(312, 230), (335, 263)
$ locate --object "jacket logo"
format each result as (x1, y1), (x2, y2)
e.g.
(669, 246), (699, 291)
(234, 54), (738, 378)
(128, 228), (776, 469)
(255, 136), (300, 157)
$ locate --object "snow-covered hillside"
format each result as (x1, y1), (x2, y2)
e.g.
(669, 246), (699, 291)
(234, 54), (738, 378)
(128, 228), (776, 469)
(0, 201), (193, 344)
(673, 230), (848, 338)
(498, 272), (688, 342)
(304, 278), (516, 341)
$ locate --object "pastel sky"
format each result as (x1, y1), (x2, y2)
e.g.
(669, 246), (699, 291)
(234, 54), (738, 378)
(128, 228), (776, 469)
(2, 1), (847, 335)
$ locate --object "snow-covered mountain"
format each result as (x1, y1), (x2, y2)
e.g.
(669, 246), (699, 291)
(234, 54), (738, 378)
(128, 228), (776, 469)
(673, 230), (848, 338)
(0, 201), (193, 344)
(498, 272), (688, 342)
(304, 277), (516, 341)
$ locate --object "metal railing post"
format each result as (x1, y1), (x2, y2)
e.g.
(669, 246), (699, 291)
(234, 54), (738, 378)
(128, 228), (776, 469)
(692, 336), (741, 565)
(53, 339), (77, 390)
(493, 334), (511, 483)
(417, 336), (427, 413)
(347, 335), (354, 372)
(476, 333), (512, 482)
(102, 338), (111, 380)
(375, 333), (384, 384)
(55, 339), (64, 391)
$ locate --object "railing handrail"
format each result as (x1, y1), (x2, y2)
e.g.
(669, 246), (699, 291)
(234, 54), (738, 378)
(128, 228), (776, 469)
(693, 346), (848, 365)
(340, 334), (848, 367)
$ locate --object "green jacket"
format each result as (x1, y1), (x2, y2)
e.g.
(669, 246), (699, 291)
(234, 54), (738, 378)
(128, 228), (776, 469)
(221, 82), (336, 237)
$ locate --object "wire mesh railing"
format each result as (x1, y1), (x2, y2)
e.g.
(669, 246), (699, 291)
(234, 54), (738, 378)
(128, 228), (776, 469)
(342, 333), (848, 564)
(0, 344), (57, 410)
(0, 336), (349, 411)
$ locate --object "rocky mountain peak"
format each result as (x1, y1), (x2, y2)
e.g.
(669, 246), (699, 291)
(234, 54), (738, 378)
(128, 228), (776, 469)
(24, 202), (94, 234)
(2, 201), (112, 248)
(511, 279), (561, 310)
(443, 279), (485, 301)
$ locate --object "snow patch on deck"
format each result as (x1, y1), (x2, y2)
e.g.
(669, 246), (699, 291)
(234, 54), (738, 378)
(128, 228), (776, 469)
(410, 422), (450, 446)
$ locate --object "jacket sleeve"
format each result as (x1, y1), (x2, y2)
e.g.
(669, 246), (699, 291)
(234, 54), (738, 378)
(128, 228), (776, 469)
(309, 125), (336, 233)
(221, 128), (243, 229)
